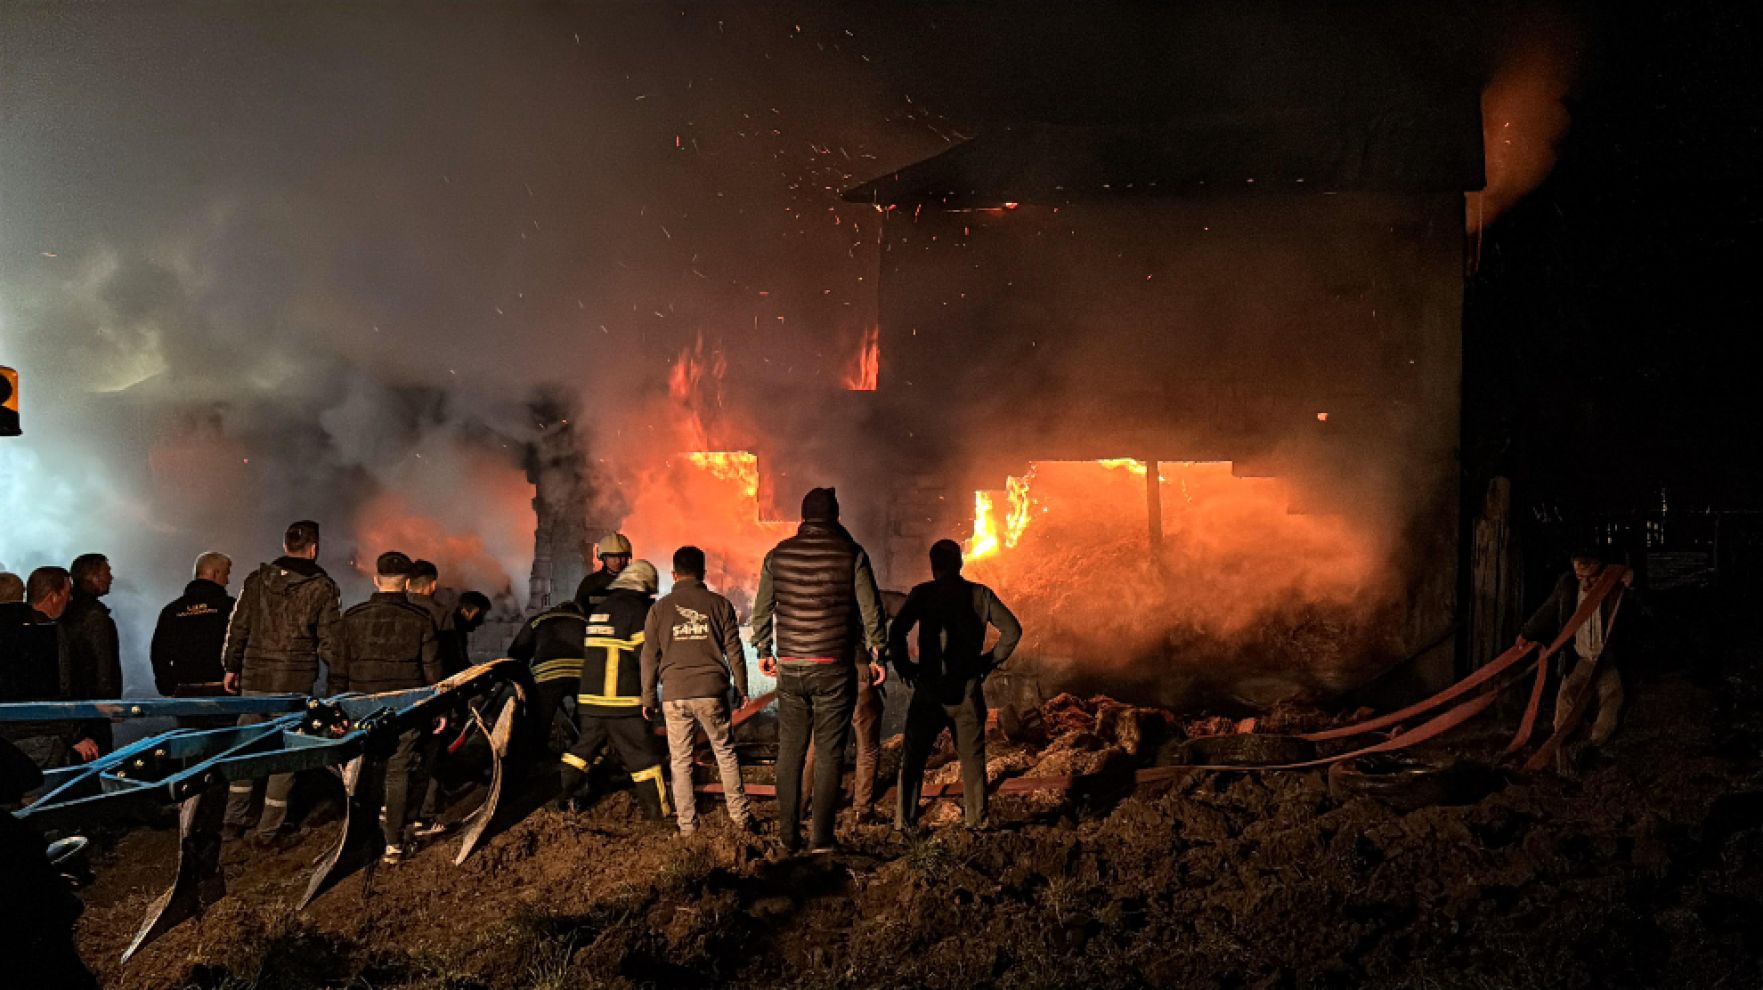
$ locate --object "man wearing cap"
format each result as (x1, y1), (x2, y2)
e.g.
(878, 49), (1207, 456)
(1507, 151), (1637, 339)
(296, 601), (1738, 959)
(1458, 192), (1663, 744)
(574, 533), (633, 613)
(559, 559), (671, 821)
(751, 487), (889, 854)
(333, 551), (441, 862)
(222, 520), (342, 843)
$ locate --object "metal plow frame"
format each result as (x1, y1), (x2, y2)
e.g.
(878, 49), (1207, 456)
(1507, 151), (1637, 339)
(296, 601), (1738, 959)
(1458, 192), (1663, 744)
(1, 660), (532, 963)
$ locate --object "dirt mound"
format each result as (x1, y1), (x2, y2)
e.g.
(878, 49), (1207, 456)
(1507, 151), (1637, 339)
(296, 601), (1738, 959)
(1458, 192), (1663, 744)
(70, 674), (1763, 989)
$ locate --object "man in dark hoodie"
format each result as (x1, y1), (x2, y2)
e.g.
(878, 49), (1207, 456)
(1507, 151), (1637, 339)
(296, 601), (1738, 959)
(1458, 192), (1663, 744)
(559, 559), (671, 820)
(891, 540), (1022, 831)
(333, 551), (440, 862)
(60, 553), (122, 754)
(150, 552), (236, 726)
(751, 487), (889, 854)
(221, 520), (342, 843)
(644, 545), (755, 835)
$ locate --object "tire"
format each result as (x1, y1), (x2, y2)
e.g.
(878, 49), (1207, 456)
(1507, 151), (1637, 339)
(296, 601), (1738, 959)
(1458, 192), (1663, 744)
(1178, 734), (1317, 767)
(1327, 754), (1499, 811)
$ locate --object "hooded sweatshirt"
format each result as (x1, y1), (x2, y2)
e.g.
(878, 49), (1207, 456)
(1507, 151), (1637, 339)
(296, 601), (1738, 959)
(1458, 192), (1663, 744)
(222, 556), (341, 694)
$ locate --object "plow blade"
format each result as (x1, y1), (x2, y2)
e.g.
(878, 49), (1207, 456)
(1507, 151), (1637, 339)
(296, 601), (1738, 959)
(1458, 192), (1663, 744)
(123, 781), (227, 964)
(299, 756), (387, 909)
(455, 693), (544, 863)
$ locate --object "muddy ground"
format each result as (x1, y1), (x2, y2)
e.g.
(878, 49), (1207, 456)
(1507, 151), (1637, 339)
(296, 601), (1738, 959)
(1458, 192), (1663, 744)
(72, 645), (1763, 989)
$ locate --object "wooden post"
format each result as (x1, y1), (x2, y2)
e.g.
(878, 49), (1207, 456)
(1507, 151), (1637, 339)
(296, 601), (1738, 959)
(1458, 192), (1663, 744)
(1146, 459), (1164, 556)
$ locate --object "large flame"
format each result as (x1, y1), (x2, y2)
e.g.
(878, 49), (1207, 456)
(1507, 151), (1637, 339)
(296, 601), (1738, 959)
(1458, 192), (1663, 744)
(615, 339), (787, 610)
(842, 325), (880, 391)
(959, 459), (1392, 691)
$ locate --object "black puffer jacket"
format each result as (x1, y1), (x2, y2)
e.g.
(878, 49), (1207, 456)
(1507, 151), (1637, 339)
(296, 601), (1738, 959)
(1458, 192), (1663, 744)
(332, 592), (440, 694)
(222, 557), (341, 693)
(751, 520), (887, 662)
(150, 579), (235, 696)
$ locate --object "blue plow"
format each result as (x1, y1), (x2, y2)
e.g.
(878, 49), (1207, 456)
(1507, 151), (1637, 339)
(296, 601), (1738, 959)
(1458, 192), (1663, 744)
(1, 659), (533, 963)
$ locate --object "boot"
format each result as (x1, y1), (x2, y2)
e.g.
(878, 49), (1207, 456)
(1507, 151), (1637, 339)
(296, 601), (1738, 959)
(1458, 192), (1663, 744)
(557, 766), (586, 812)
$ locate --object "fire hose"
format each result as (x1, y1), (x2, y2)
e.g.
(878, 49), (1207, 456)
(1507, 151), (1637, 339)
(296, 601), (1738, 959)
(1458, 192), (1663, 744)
(699, 567), (1630, 801)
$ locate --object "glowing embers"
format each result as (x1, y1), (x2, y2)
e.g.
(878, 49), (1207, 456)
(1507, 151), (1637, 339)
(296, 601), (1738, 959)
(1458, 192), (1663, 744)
(842, 326), (880, 391)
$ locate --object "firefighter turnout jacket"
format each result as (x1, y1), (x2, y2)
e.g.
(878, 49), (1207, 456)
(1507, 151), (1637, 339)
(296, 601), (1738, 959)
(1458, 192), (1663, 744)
(509, 602), (589, 690)
(578, 587), (652, 714)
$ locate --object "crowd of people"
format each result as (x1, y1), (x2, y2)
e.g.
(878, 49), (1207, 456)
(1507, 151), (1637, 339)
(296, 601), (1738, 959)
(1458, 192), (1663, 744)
(0, 485), (1028, 861)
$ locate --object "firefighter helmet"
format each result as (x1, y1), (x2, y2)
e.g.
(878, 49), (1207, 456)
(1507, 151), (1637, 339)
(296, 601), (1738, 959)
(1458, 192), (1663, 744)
(596, 533), (633, 558)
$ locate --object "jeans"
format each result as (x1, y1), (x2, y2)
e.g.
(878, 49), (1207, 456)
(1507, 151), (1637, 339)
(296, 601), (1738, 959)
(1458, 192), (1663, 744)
(896, 676), (989, 827)
(775, 662), (856, 849)
(663, 696), (752, 832)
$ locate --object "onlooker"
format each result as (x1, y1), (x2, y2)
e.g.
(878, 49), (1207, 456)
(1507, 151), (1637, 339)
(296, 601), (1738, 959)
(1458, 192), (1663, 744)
(644, 545), (755, 835)
(751, 487), (888, 854)
(150, 552), (236, 710)
(559, 560), (670, 820)
(573, 533), (633, 613)
(891, 540), (1022, 831)
(0, 567), (86, 767)
(221, 520), (341, 844)
(333, 551), (440, 862)
(0, 571), (24, 603)
(60, 553), (121, 755)
(1517, 547), (1636, 771)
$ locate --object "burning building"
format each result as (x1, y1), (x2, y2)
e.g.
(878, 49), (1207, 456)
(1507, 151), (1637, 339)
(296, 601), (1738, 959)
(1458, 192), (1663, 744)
(837, 97), (1484, 709)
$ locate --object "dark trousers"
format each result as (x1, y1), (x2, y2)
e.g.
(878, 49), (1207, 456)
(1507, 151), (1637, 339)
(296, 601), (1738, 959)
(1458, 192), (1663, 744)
(223, 692), (297, 836)
(802, 662), (882, 813)
(776, 662), (856, 849)
(896, 676), (988, 827)
(559, 714), (670, 818)
(357, 729), (422, 844)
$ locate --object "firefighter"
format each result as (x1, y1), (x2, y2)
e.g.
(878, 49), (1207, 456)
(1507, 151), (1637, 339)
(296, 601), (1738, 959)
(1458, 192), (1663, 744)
(573, 532), (633, 612)
(751, 487), (889, 854)
(508, 597), (590, 753)
(332, 551), (441, 862)
(558, 559), (671, 820)
(221, 520), (342, 844)
(892, 539), (1022, 831)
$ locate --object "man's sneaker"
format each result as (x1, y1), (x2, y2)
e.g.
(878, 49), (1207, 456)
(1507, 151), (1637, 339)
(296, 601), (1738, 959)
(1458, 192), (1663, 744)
(382, 844), (406, 865)
(807, 843), (836, 855)
(411, 819), (449, 839)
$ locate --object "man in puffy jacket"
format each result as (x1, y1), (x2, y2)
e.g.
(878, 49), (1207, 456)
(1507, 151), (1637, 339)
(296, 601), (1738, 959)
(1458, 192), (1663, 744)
(892, 540), (1022, 831)
(220, 520), (342, 843)
(559, 560), (670, 820)
(644, 545), (755, 835)
(333, 551), (440, 861)
(751, 487), (888, 853)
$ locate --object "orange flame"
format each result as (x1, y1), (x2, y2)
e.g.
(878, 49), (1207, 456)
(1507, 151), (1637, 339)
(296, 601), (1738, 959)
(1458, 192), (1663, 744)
(842, 326), (880, 391)
(961, 460), (1388, 660)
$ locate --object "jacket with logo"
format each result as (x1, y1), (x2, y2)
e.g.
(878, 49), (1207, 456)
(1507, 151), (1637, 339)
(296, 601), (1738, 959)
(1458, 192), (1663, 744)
(641, 578), (748, 707)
